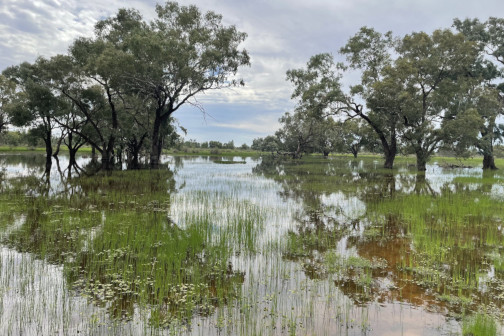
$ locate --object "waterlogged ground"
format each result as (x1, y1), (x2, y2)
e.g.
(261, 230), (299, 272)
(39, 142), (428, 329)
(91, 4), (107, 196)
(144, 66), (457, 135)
(0, 153), (503, 335)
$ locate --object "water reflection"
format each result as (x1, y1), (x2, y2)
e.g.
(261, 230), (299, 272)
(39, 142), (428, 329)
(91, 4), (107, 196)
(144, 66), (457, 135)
(1, 153), (503, 335)
(253, 155), (504, 330)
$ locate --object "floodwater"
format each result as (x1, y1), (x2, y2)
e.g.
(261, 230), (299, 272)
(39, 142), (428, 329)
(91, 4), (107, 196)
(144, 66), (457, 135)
(0, 153), (502, 335)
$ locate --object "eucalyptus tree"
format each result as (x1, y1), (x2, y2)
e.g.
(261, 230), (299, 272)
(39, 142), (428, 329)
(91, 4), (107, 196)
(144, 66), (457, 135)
(312, 117), (339, 157)
(98, 2), (250, 167)
(332, 119), (375, 158)
(285, 29), (400, 167)
(41, 53), (120, 170)
(280, 53), (344, 158)
(0, 74), (16, 132)
(2, 60), (63, 164)
(391, 29), (480, 170)
(41, 8), (150, 170)
(339, 27), (400, 168)
(441, 84), (503, 169)
(55, 99), (87, 165)
(453, 17), (504, 169)
(275, 111), (322, 158)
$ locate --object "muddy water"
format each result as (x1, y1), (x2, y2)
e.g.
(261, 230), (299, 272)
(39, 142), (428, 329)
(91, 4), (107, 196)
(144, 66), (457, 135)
(0, 153), (502, 335)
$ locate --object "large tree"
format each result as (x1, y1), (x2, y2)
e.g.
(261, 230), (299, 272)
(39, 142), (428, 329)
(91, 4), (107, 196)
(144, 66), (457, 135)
(95, 2), (250, 167)
(453, 17), (504, 169)
(3, 60), (63, 165)
(281, 54), (344, 158)
(339, 27), (401, 168)
(391, 29), (480, 170)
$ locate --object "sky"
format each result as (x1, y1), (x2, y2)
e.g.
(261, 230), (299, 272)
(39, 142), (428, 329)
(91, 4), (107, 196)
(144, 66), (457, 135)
(1, 0), (504, 145)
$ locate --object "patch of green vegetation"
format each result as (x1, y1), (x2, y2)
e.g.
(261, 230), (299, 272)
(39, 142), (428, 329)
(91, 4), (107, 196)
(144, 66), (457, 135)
(462, 313), (498, 336)
(0, 169), (264, 328)
(0, 146), (93, 153)
(324, 252), (387, 273)
(214, 160), (246, 164)
(373, 186), (504, 312)
(0, 146), (44, 152)
(165, 148), (261, 157)
(452, 175), (504, 185)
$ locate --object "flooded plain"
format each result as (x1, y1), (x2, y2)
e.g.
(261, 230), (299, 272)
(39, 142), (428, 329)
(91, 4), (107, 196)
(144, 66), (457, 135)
(0, 153), (503, 335)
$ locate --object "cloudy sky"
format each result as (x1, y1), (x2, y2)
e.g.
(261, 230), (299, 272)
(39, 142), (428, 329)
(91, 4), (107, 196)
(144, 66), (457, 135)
(1, 0), (503, 145)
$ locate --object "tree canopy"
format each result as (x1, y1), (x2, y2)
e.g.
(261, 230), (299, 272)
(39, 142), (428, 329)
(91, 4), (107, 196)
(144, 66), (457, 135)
(1, 1), (249, 170)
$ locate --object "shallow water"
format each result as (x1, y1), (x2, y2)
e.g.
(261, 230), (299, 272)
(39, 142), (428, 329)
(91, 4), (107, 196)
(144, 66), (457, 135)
(0, 153), (502, 335)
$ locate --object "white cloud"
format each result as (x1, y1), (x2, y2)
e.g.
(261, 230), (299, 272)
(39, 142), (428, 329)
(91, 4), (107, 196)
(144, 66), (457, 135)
(2, 0), (504, 142)
(212, 113), (282, 135)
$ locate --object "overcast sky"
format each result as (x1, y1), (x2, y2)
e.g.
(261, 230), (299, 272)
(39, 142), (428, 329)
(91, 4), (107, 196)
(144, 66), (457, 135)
(1, 0), (504, 145)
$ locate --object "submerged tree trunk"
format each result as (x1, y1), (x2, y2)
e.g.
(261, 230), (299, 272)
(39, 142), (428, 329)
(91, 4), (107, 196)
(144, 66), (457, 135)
(69, 149), (77, 166)
(44, 132), (53, 168)
(127, 134), (147, 170)
(483, 154), (498, 170)
(415, 151), (427, 171)
(383, 173), (396, 198)
(381, 132), (397, 169)
(91, 146), (97, 161)
(101, 143), (115, 171)
(383, 145), (396, 169)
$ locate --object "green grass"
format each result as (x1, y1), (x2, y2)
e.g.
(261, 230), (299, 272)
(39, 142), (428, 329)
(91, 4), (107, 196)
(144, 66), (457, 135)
(462, 313), (498, 336)
(0, 146), (46, 152)
(164, 147), (261, 157)
(0, 145), (94, 153)
(214, 160), (247, 164)
(0, 169), (265, 328)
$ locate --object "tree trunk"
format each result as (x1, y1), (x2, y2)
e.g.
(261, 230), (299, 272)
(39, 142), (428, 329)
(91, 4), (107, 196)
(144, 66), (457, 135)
(44, 157), (52, 192)
(483, 154), (498, 170)
(383, 148), (396, 169)
(416, 152), (427, 171)
(101, 144), (114, 170)
(129, 152), (140, 170)
(293, 141), (303, 159)
(69, 149), (77, 166)
(351, 144), (359, 158)
(382, 136), (397, 169)
(414, 173), (426, 194)
(150, 117), (162, 168)
(44, 135), (53, 164)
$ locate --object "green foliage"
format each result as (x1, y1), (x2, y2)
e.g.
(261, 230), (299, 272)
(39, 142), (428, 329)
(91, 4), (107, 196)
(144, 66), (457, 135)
(0, 74), (16, 132)
(1, 2), (250, 169)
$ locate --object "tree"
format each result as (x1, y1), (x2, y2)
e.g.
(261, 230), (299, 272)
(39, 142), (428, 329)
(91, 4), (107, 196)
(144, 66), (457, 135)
(99, 2), (250, 167)
(339, 27), (401, 168)
(392, 30), (479, 170)
(279, 54), (344, 158)
(39, 48), (125, 170)
(3, 60), (63, 165)
(453, 17), (504, 169)
(286, 53), (343, 120)
(0, 74), (16, 133)
(332, 119), (374, 158)
(275, 111), (323, 158)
